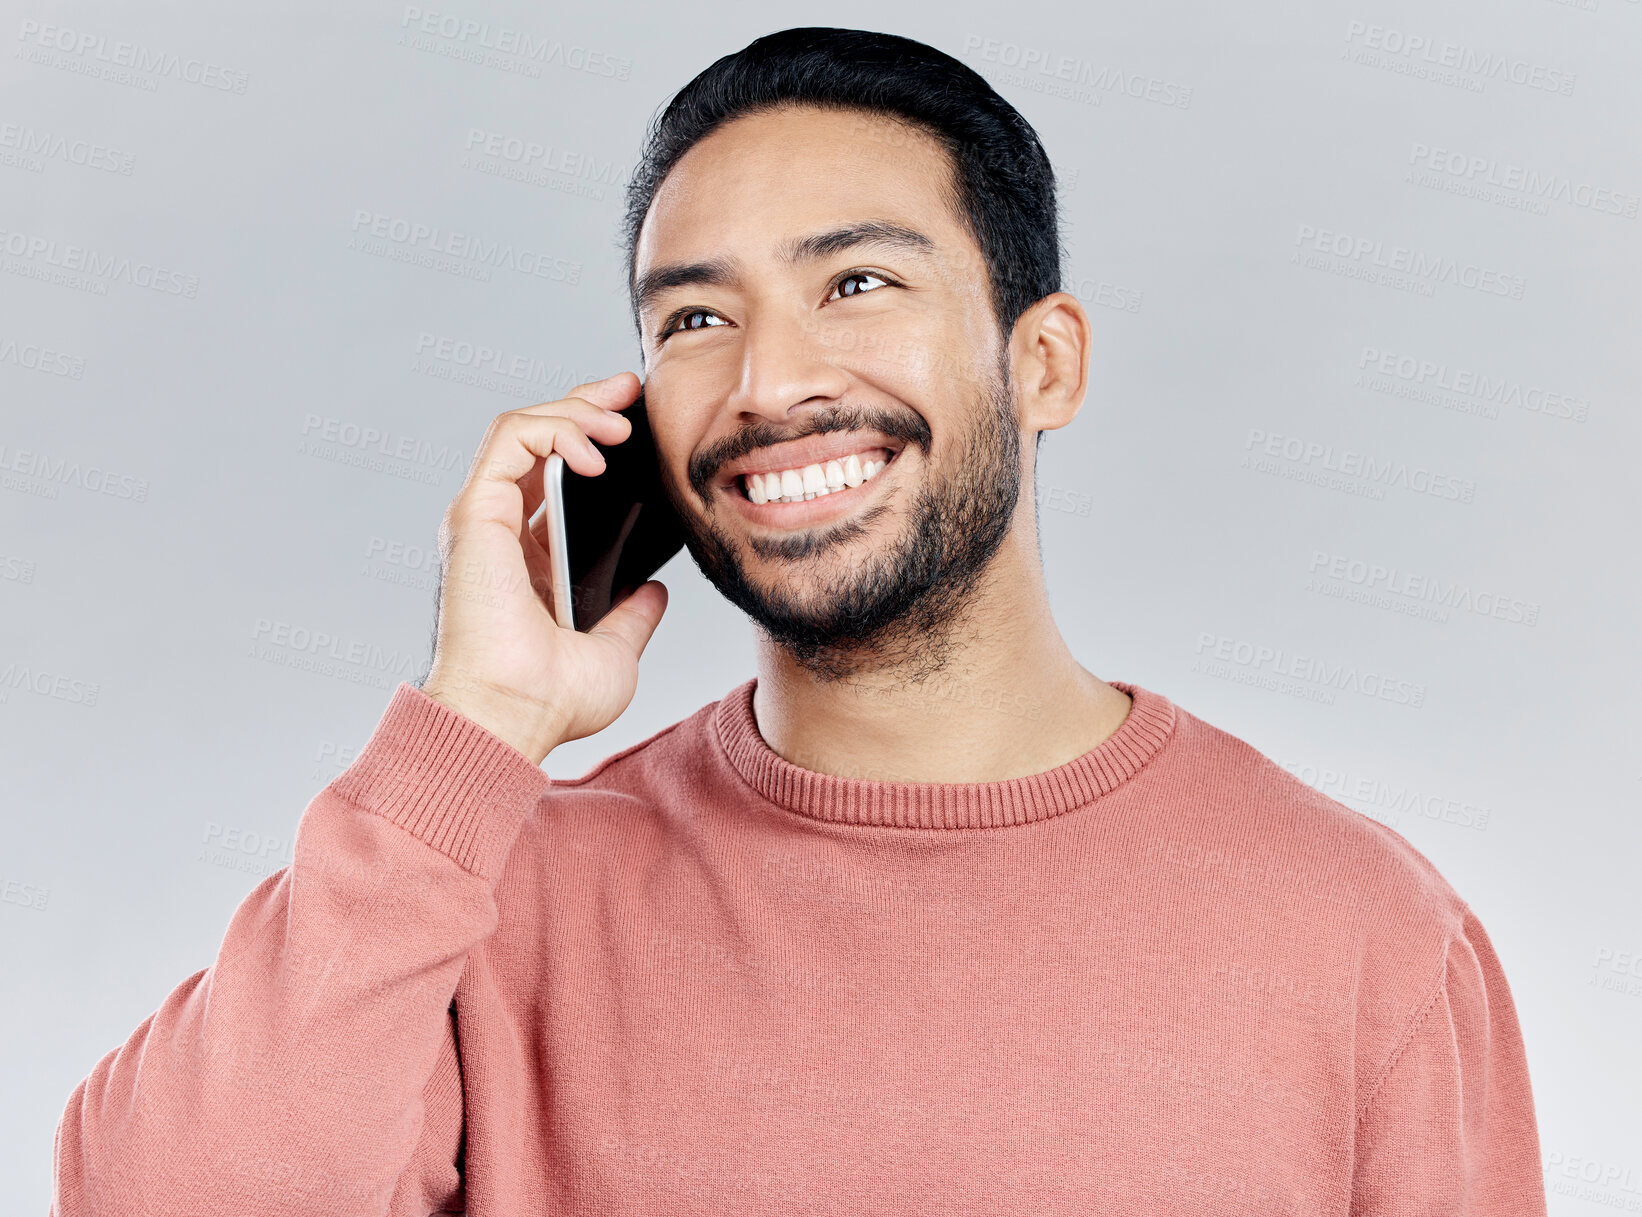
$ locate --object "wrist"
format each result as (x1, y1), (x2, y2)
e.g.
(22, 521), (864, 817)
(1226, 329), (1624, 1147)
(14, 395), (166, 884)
(419, 682), (567, 766)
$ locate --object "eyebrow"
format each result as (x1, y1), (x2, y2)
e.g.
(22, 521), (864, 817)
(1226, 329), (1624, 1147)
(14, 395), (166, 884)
(633, 220), (937, 320)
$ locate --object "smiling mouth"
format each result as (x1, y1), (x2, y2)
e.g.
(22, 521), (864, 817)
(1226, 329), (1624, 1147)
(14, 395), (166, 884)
(732, 446), (898, 504)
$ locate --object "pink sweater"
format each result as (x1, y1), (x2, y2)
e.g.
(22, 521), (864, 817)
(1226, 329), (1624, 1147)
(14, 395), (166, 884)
(53, 678), (1546, 1215)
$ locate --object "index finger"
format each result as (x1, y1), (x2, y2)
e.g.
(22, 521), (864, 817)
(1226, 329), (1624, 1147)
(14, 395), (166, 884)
(511, 376), (642, 515)
(560, 371), (642, 409)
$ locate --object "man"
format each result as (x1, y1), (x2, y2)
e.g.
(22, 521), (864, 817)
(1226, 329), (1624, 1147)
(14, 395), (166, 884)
(54, 28), (1546, 1216)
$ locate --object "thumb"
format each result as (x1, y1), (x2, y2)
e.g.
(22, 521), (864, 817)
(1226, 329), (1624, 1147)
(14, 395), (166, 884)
(588, 580), (668, 657)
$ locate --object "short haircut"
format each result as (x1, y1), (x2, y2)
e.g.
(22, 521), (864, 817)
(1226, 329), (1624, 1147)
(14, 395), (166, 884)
(622, 27), (1065, 347)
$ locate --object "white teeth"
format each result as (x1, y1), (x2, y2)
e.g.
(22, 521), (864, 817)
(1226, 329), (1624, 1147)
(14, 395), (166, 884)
(743, 450), (891, 504)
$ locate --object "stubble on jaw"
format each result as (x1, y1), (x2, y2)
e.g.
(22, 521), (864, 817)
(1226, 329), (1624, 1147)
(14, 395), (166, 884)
(668, 358), (1024, 686)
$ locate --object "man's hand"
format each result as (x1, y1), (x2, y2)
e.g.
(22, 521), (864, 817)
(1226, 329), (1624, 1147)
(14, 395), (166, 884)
(419, 372), (669, 765)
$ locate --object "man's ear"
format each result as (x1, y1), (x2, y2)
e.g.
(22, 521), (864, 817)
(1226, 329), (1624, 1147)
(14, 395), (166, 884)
(1008, 291), (1092, 436)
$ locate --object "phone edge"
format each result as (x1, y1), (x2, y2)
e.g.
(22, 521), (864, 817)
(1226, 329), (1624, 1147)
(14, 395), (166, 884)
(538, 453), (577, 630)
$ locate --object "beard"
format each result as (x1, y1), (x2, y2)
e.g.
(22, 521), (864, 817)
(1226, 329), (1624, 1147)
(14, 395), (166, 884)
(665, 355), (1023, 685)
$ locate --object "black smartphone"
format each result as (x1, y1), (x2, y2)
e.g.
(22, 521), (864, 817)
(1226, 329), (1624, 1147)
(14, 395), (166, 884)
(529, 393), (687, 631)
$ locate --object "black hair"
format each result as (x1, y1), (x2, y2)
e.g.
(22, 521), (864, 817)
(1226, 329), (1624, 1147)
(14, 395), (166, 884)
(621, 27), (1064, 348)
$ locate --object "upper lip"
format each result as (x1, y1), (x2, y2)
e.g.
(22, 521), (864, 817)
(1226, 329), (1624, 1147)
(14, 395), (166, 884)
(717, 433), (904, 486)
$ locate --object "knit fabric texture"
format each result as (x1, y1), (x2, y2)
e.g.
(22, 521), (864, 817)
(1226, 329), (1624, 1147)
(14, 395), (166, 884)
(52, 677), (1547, 1215)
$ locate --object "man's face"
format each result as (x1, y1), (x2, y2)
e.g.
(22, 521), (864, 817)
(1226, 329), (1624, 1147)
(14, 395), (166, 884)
(632, 105), (1027, 680)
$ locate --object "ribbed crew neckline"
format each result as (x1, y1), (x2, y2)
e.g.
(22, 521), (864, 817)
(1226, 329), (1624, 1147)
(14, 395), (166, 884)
(711, 678), (1176, 829)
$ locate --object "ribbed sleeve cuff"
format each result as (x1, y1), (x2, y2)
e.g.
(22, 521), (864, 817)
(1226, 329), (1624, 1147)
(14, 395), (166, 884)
(328, 681), (554, 880)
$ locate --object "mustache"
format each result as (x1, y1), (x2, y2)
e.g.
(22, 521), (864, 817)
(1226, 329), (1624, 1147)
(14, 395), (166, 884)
(688, 404), (931, 494)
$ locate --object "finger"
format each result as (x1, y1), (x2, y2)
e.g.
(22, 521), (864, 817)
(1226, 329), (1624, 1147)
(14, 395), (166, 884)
(507, 395), (633, 434)
(589, 580), (667, 658)
(484, 408), (628, 485)
(479, 373), (638, 423)
(450, 415), (610, 537)
(557, 372), (642, 410)
(518, 399), (633, 522)
(511, 396), (635, 427)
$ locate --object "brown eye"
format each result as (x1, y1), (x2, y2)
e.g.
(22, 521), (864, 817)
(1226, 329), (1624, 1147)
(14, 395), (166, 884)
(672, 310), (726, 333)
(831, 272), (889, 300)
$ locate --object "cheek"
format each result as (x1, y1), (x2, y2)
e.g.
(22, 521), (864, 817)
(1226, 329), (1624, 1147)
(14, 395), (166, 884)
(855, 302), (979, 389)
(645, 408), (716, 502)
(854, 345), (968, 420)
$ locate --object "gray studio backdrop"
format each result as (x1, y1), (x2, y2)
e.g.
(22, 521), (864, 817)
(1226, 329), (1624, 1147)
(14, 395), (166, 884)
(3, 1), (1639, 1211)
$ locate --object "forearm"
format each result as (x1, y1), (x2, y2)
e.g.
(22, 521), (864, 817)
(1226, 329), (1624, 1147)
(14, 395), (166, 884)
(52, 683), (551, 1216)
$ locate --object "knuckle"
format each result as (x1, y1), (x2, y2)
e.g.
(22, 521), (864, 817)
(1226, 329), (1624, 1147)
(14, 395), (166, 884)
(436, 510), (461, 548)
(538, 399), (597, 423)
(567, 375), (624, 398)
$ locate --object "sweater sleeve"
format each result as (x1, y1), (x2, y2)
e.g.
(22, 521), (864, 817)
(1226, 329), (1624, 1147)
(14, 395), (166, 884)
(1350, 905), (1547, 1216)
(50, 682), (551, 1217)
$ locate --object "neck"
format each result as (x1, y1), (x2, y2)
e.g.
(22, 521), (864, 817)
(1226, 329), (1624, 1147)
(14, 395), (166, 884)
(750, 531), (1132, 785)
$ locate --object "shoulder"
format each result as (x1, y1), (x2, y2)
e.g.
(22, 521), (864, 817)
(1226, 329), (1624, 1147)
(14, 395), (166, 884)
(1145, 697), (1471, 955)
(1146, 695), (1499, 1094)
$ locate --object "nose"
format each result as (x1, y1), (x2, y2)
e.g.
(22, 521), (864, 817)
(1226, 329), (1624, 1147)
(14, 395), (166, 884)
(722, 304), (853, 429)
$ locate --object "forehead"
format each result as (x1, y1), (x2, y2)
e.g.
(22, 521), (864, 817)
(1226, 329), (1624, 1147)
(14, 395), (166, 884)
(635, 105), (969, 272)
